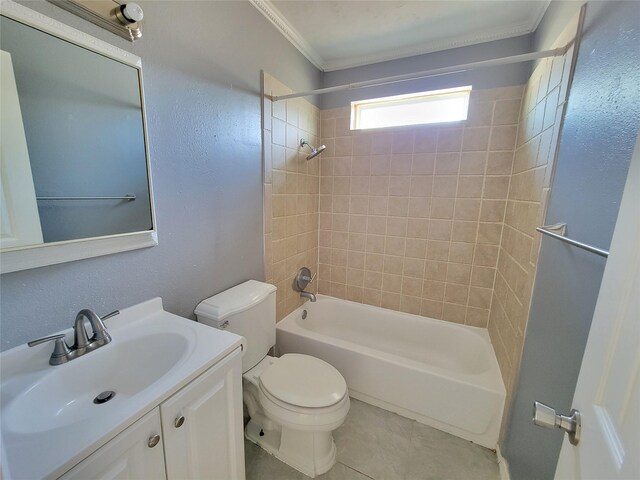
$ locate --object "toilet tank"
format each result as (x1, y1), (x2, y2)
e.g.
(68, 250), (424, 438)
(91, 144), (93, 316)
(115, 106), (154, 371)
(195, 280), (276, 373)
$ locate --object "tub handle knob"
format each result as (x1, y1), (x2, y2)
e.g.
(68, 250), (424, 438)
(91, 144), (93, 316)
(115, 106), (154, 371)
(295, 267), (316, 291)
(302, 272), (316, 283)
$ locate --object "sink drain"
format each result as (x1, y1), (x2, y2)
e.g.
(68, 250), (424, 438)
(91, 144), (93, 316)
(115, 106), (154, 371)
(94, 390), (116, 404)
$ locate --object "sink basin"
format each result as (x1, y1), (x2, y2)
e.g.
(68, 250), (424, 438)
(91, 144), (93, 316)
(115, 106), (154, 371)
(4, 332), (190, 435)
(0, 298), (243, 480)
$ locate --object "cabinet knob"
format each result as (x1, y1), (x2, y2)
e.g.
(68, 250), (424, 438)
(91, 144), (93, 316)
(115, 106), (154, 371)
(148, 434), (160, 448)
(174, 415), (185, 428)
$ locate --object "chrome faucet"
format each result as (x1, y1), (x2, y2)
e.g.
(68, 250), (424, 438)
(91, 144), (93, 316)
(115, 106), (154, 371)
(73, 309), (113, 352)
(28, 309), (119, 365)
(300, 291), (317, 302)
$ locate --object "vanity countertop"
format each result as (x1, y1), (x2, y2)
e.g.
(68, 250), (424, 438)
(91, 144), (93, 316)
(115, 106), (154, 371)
(0, 298), (243, 479)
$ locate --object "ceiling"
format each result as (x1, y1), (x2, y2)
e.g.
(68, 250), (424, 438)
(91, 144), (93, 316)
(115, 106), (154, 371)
(250, 0), (551, 71)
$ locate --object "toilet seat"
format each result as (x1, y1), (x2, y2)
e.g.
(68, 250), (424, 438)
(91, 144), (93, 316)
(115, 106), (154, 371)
(258, 382), (350, 431)
(259, 354), (347, 409)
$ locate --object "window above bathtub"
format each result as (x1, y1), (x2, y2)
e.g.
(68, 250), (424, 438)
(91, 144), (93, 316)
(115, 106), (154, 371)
(350, 86), (472, 130)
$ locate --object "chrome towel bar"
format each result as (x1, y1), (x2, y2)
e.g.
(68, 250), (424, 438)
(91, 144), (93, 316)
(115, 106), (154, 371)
(536, 223), (609, 258)
(36, 194), (136, 201)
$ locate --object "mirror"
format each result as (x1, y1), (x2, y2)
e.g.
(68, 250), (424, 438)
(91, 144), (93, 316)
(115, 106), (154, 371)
(0, 1), (156, 273)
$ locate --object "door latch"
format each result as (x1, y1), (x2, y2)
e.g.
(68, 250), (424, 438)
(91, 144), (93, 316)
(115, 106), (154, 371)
(533, 401), (581, 445)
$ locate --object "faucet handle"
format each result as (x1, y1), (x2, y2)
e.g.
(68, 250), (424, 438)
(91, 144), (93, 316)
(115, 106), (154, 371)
(101, 310), (120, 321)
(295, 267), (316, 292)
(302, 272), (317, 283)
(28, 333), (66, 347)
(28, 334), (72, 365)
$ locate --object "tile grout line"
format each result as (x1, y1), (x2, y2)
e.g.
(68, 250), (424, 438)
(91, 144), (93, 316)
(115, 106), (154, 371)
(336, 461), (377, 480)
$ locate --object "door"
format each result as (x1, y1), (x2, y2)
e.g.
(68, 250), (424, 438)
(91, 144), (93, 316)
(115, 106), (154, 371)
(161, 348), (245, 480)
(0, 50), (43, 249)
(554, 133), (640, 479)
(60, 408), (166, 480)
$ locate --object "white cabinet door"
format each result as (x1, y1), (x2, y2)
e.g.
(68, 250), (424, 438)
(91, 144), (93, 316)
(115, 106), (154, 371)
(60, 409), (166, 480)
(161, 349), (245, 480)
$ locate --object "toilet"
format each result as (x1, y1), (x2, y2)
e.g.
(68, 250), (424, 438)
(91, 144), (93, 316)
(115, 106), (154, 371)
(195, 280), (350, 478)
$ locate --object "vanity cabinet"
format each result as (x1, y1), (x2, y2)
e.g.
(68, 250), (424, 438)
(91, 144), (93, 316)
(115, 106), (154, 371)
(59, 409), (166, 480)
(59, 348), (245, 480)
(161, 350), (245, 480)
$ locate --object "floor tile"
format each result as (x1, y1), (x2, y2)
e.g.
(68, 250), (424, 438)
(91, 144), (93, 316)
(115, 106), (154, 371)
(317, 462), (373, 480)
(244, 439), (371, 480)
(333, 398), (414, 480)
(244, 397), (500, 480)
(244, 439), (306, 480)
(403, 422), (500, 480)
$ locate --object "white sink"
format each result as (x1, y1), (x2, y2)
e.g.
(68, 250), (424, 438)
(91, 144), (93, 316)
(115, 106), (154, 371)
(0, 298), (244, 479)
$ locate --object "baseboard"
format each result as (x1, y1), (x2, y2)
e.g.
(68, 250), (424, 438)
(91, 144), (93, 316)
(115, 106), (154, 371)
(496, 444), (511, 480)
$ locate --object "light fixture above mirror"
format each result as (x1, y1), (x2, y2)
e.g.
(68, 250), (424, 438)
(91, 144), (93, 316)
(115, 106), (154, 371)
(46, 0), (144, 41)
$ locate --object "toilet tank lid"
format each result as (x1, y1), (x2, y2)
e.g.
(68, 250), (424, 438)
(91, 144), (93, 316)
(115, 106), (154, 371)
(195, 280), (276, 321)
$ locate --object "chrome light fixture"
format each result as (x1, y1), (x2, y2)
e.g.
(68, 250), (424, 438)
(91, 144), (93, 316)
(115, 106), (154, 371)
(46, 0), (144, 41)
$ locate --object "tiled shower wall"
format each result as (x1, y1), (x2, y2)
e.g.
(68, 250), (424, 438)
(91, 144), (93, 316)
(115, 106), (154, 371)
(488, 17), (578, 432)
(262, 14), (578, 444)
(263, 74), (320, 320)
(317, 86), (523, 327)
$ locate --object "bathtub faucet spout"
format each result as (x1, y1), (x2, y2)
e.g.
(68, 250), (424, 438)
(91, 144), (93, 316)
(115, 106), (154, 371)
(300, 291), (316, 302)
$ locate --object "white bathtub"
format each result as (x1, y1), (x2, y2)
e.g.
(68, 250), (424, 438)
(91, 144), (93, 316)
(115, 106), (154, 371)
(276, 295), (505, 448)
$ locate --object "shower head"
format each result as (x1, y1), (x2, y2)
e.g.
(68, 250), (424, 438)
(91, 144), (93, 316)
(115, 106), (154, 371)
(300, 139), (326, 161)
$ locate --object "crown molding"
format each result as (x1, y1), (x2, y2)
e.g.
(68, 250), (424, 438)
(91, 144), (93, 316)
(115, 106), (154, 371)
(249, 0), (324, 71)
(250, 0), (553, 73)
(530, 0), (553, 33)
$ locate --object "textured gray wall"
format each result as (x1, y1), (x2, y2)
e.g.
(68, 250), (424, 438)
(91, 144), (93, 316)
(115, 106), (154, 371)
(321, 34), (533, 109)
(503, 2), (640, 479)
(0, 0), (320, 350)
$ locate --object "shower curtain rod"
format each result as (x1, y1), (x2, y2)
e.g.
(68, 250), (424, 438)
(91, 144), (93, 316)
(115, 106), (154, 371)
(270, 44), (571, 102)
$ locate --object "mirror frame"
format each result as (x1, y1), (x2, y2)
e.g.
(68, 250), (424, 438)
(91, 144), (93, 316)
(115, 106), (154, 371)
(0, 0), (157, 274)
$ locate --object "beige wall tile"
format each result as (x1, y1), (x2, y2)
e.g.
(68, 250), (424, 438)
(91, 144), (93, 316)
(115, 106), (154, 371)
(490, 125), (518, 150)
(443, 302), (466, 323)
(463, 127), (491, 151)
(308, 81), (582, 421)
(466, 101), (494, 127)
(487, 151), (514, 175)
(437, 128), (463, 153)
(412, 153), (436, 174)
(433, 175), (458, 197)
(493, 99), (522, 125)
(484, 41), (574, 441)
(449, 242), (475, 264)
(425, 260), (448, 281)
(460, 152), (488, 174)
(457, 176), (484, 198)
(454, 199), (481, 221)
(421, 299), (443, 318)
(413, 128), (438, 153)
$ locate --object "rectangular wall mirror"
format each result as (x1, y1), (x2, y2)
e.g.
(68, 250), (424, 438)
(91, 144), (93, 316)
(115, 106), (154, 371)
(0, 0), (156, 273)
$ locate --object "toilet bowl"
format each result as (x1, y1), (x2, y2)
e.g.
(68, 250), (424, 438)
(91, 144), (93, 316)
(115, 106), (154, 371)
(243, 354), (350, 477)
(195, 280), (349, 478)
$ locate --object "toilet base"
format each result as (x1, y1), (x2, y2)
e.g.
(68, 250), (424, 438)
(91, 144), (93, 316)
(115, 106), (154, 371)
(245, 419), (337, 478)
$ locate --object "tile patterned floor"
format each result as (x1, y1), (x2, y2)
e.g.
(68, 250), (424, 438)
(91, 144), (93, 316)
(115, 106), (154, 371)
(245, 398), (500, 480)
